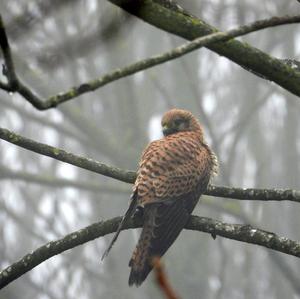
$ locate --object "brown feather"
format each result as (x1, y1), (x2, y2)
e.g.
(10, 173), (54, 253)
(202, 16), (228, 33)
(101, 190), (138, 260)
(101, 108), (217, 287)
(128, 109), (216, 286)
(128, 188), (205, 286)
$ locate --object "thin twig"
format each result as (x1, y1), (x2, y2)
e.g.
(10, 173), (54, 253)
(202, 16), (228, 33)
(0, 215), (299, 289)
(0, 126), (300, 202)
(1, 14), (300, 109)
(206, 185), (300, 203)
(153, 257), (181, 299)
(2, 161), (299, 203)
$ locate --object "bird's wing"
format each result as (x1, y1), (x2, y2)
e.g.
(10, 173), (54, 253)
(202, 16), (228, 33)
(128, 138), (213, 286)
(137, 136), (213, 204)
(153, 164), (200, 198)
(101, 190), (138, 260)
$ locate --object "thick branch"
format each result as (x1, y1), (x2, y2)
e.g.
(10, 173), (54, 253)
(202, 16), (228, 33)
(108, 0), (300, 97)
(2, 163), (299, 203)
(1, 14), (300, 110)
(0, 215), (299, 289)
(0, 127), (136, 183)
(1, 126), (300, 203)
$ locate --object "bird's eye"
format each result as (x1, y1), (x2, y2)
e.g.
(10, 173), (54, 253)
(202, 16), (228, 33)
(174, 119), (182, 126)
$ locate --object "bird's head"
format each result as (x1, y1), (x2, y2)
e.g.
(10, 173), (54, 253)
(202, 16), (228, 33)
(161, 108), (203, 139)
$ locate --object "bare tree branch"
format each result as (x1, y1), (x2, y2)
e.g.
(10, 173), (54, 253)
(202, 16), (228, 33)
(1, 14), (300, 110)
(0, 127), (136, 184)
(108, 0), (300, 97)
(280, 59), (300, 71)
(0, 80), (11, 91)
(153, 257), (181, 299)
(0, 215), (299, 290)
(2, 158), (299, 203)
(206, 185), (300, 203)
(0, 126), (300, 203)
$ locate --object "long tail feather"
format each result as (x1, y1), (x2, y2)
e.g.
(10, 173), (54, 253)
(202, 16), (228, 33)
(101, 191), (138, 260)
(128, 192), (199, 286)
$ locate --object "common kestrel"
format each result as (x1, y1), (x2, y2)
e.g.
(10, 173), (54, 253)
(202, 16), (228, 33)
(102, 108), (218, 286)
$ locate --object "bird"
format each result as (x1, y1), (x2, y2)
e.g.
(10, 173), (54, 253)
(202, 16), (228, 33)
(102, 108), (218, 286)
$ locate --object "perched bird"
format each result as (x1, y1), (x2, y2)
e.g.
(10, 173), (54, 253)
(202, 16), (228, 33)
(102, 108), (218, 286)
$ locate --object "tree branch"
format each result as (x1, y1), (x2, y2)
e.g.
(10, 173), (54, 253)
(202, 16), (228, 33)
(0, 215), (299, 289)
(0, 126), (136, 184)
(1, 126), (300, 203)
(206, 185), (300, 203)
(1, 14), (300, 110)
(153, 257), (181, 299)
(0, 16), (18, 86)
(108, 0), (300, 97)
(2, 162), (299, 204)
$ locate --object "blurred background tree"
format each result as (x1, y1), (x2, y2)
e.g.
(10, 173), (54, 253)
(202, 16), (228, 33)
(0, 1), (299, 298)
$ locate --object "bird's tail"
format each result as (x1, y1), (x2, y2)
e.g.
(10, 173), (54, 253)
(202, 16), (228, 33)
(101, 191), (138, 260)
(128, 195), (198, 286)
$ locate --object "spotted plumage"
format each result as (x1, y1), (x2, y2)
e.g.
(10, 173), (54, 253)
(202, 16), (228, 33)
(102, 109), (217, 286)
